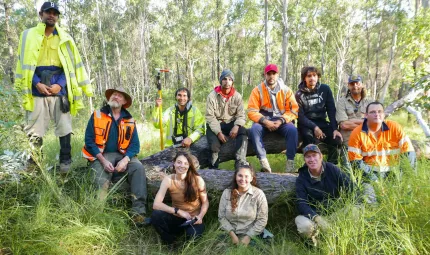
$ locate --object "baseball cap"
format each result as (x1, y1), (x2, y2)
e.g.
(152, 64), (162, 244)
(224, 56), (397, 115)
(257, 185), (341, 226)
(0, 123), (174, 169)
(348, 75), (362, 83)
(264, 64), (279, 74)
(40, 2), (60, 14)
(302, 144), (321, 155)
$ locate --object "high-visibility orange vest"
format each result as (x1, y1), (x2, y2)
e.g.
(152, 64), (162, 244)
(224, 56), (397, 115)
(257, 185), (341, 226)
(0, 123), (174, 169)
(348, 120), (414, 172)
(82, 110), (135, 161)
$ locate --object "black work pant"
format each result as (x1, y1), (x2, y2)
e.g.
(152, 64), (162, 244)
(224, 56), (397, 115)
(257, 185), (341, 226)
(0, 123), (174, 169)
(206, 122), (248, 167)
(151, 210), (205, 244)
(299, 120), (341, 164)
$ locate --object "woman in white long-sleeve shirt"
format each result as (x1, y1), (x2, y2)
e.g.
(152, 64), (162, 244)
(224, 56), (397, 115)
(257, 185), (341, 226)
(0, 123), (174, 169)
(218, 165), (268, 246)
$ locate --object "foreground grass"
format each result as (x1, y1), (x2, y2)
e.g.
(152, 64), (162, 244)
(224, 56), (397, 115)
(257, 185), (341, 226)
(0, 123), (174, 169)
(1, 105), (429, 254)
(1, 150), (429, 254)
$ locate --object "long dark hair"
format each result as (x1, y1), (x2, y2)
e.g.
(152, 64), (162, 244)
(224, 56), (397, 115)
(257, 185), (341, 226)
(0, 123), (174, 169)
(300, 66), (321, 82)
(173, 151), (201, 202)
(230, 165), (258, 212)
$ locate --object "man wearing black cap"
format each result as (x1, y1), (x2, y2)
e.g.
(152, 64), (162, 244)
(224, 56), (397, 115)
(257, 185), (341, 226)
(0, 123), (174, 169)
(336, 75), (372, 169)
(295, 144), (354, 244)
(205, 69), (248, 169)
(14, 2), (92, 173)
(82, 87), (148, 226)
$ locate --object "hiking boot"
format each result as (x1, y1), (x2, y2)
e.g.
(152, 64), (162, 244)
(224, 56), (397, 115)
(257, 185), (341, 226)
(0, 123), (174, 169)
(235, 160), (249, 170)
(132, 214), (151, 227)
(211, 152), (219, 168)
(259, 158), (272, 173)
(286, 159), (295, 173)
(59, 159), (72, 173)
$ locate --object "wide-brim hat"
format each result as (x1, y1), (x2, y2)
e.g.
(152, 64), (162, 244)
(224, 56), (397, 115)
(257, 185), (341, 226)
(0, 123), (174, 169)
(105, 86), (132, 109)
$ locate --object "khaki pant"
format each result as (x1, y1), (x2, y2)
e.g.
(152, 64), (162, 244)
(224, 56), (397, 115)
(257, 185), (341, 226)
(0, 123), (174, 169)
(24, 96), (72, 138)
(295, 205), (362, 238)
(295, 215), (317, 238)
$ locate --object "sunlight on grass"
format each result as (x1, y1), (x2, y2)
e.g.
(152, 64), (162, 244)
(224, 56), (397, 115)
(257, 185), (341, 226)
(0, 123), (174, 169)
(1, 107), (429, 254)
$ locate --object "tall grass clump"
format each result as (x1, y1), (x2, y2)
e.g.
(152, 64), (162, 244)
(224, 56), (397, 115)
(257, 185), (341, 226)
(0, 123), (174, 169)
(316, 158), (430, 255)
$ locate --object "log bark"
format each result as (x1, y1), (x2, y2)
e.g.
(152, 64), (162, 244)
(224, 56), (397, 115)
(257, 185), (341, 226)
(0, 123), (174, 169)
(141, 132), (303, 204)
(141, 132), (290, 177)
(145, 169), (297, 204)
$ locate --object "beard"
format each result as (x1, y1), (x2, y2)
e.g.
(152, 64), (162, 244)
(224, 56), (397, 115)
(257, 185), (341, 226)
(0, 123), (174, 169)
(108, 100), (121, 109)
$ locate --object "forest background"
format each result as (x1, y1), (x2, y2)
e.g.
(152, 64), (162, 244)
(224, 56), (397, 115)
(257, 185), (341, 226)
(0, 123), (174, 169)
(0, 0), (429, 254)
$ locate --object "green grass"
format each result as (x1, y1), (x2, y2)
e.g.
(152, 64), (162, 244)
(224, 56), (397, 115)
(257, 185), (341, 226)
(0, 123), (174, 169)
(1, 104), (429, 254)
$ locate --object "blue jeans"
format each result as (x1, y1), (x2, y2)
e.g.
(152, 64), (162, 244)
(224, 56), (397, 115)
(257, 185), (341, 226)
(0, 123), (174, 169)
(249, 122), (298, 160)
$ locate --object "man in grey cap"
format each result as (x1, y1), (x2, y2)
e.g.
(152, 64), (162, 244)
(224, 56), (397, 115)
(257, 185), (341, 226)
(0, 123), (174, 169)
(82, 87), (148, 226)
(205, 69), (248, 169)
(336, 75), (372, 169)
(295, 144), (354, 245)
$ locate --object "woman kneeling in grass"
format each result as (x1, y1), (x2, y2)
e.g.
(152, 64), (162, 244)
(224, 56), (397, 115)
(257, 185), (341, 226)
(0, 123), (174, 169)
(218, 164), (269, 246)
(152, 151), (209, 244)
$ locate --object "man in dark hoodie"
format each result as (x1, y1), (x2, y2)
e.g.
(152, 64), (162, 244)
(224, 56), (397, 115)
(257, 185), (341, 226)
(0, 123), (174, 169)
(295, 144), (354, 242)
(295, 66), (342, 164)
(205, 69), (248, 169)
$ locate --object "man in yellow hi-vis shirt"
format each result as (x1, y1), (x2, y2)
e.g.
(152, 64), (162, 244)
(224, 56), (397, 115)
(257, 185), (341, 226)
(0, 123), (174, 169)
(14, 2), (93, 172)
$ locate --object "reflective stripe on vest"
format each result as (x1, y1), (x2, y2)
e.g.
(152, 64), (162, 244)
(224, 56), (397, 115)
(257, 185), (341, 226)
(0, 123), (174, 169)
(20, 29), (30, 71)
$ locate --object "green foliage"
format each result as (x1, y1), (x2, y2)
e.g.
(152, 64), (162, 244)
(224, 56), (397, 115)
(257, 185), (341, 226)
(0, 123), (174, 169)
(0, 84), (27, 152)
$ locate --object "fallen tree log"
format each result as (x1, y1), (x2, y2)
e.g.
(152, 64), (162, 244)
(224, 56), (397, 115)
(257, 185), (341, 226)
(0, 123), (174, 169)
(142, 132), (297, 174)
(145, 169), (297, 204)
(141, 130), (427, 204)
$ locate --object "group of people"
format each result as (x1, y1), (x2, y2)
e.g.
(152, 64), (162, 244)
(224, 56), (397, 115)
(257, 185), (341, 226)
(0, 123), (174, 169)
(15, 1), (417, 248)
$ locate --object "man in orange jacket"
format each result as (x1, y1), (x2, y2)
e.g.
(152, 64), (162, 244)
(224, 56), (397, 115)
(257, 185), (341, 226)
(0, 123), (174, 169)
(248, 64), (299, 173)
(348, 102), (416, 180)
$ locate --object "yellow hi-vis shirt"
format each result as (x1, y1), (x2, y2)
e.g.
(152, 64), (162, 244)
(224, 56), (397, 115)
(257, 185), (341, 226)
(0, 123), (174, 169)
(37, 31), (62, 67)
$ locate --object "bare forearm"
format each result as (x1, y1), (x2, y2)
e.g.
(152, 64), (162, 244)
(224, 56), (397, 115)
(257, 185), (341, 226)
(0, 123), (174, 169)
(198, 200), (209, 219)
(153, 201), (175, 214)
(340, 120), (361, 130)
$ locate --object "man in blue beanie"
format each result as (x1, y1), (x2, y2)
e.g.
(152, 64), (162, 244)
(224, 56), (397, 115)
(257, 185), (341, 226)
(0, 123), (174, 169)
(205, 69), (248, 169)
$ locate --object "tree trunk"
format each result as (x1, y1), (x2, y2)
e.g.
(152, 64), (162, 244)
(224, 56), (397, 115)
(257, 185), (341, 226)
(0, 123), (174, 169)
(145, 168), (297, 204)
(96, 0), (110, 89)
(264, 0), (271, 65)
(280, 0), (289, 83)
(385, 75), (429, 116)
(4, 1), (14, 84)
(406, 106), (430, 137)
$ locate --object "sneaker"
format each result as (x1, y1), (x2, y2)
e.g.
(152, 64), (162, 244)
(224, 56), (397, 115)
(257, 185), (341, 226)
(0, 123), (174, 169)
(59, 159), (72, 173)
(132, 214), (151, 227)
(259, 158), (272, 173)
(286, 159), (295, 173)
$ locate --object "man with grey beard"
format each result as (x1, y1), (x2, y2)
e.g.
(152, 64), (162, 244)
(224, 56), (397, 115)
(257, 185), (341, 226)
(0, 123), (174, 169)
(82, 87), (148, 226)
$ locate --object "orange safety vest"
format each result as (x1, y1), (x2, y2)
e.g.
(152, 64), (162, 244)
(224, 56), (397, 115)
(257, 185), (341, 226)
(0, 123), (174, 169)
(248, 81), (299, 123)
(82, 110), (136, 161)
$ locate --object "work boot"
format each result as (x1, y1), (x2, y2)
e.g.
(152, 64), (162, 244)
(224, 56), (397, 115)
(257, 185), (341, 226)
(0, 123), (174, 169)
(131, 213), (151, 227)
(59, 133), (72, 173)
(259, 158), (272, 173)
(28, 136), (43, 166)
(60, 159), (72, 173)
(286, 159), (295, 173)
(210, 152), (219, 168)
(235, 160), (249, 170)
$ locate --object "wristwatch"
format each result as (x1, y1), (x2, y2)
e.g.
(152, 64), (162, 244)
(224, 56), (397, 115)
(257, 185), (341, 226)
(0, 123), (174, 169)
(174, 207), (179, 214)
